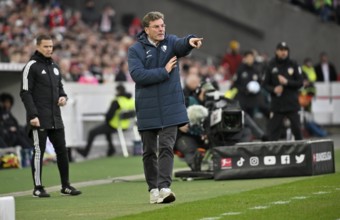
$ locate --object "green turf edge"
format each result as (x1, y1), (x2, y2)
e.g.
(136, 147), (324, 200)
(0, 156), (187, 194)
(7, 150), (340, 220)
(113, 173), (340, 220)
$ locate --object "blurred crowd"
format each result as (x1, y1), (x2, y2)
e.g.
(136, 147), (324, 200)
(0, 0), (338, 85)
(289, 0), (340, 24)
(0, 0), (142, 84)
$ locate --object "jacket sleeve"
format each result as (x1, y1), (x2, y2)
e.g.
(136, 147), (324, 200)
(262, 65), (276, 95)
(58, 70), (67, 98)
(128, 46), (170, 86)
(105, 100), (119, 123)
(173, 35), (195, 58)
(20, 61), (39, 120)
(330, 63), (338, 81)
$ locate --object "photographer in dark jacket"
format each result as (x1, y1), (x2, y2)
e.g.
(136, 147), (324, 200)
(20, 34), (81, 198)
(263, 42), (303, 141)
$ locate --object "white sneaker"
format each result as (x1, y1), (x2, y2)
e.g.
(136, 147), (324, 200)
(150, 188), (159, 204)
(157, 188), (176, 204)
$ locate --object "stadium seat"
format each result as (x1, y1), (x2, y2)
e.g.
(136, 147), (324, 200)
(117, 110), (138, 157)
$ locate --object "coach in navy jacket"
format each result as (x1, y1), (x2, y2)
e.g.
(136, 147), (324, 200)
(128, 11), (203, 204)
(128, 28), (194, 131)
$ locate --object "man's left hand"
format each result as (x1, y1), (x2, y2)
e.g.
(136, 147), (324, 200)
(58, 97), (67, 106)
(189, 38), (203, 48)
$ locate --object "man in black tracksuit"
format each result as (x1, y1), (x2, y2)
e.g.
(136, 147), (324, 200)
(20, 34), (81, 197)
(263, 42), (303, 141)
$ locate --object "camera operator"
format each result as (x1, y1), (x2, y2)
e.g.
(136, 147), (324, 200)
(176, 74), (250, 171)
(175, 73), (210, 171)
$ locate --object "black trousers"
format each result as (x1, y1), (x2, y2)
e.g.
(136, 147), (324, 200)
(140, 126), (177, 191)
(83, 123), (116, 155)
(31, 128), (69, 188)
(267, 111), (303, 141)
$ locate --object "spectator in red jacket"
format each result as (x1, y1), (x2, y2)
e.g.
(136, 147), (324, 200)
(221, 40), (243, 80)
(48, 2), (65, 33)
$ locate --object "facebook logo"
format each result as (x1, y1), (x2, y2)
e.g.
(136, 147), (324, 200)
(281, 155), (290, 165)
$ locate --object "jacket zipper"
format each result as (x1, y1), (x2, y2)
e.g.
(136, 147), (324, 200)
(156, 45), (164, 129)
(47, 63), (55, 129)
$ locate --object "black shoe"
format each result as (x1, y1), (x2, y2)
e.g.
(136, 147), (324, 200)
(77, 148), (88, 158)
(33, 186), (50, 198)
(107, 147), (116, 157)
(61, 185), (82, 196)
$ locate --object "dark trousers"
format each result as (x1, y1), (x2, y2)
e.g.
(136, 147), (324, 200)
(83, 123), (116, 155)
(140, 126), (177, 191)
(268, 111), (302, 141)
(31, 128), (69, 187)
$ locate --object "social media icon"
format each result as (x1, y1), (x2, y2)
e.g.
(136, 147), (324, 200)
(295, 154), (305, 164)
(237, 157), (245, 167)
(281, 155), (290, 165)
(264, 156), (276, 165)
(250, 157), (259, 166)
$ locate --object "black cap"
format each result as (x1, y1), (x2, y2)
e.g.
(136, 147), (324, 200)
(276, 42), (289, 50)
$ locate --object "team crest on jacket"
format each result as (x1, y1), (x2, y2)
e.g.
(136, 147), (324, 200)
(161, 45), (167, 52)
(272, 67), (278, 74)
(288, 67), (294, 75)
(53, 68), (59, 75)
(241, 71), (248, 78)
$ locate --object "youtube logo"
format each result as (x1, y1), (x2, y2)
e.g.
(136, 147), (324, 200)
(264, 156), (276, 165)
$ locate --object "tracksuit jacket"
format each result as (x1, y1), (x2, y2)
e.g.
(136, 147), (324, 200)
(128, 31), (194, 131)
(263, 56), (303, 113)
(20, 51), (67, 130)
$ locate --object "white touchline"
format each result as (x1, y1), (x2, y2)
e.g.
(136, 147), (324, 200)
(291, 196), (308, 200)
(221, 212), (242, 216)
(313, 191), (330, 195)
(272, 201), (291, 205)
(249, 206), (270, 210)
(196, 187), (338, 220)
(199, 187), (339, 219)
(199, 217), (221, 220)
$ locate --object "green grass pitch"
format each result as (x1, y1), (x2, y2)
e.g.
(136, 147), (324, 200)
(1, 149), (339, 220)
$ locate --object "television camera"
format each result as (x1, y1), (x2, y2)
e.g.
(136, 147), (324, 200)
(175, 83), (245, 180)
